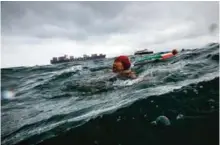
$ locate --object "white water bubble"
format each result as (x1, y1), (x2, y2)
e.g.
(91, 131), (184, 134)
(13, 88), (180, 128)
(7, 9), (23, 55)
(94, 140), (99, 145)
(183, 90), (188, 94)
(152, 116), (171, 126)
(151, 121), (157, 125)
(208, 99), (215, 103)
(176, 114), (184, 120)
(117, 116), (121, 122)
(193, 89), (198, 94)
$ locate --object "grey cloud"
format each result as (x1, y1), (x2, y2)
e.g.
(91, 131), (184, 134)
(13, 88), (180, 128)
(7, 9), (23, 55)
(78, 1), (130, 18)
(1, 1), (139, 40)
(2, 1), (218, 40)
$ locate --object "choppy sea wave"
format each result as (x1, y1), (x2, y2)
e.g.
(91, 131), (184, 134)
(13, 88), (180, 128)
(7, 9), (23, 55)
(1, 43), (219, 145)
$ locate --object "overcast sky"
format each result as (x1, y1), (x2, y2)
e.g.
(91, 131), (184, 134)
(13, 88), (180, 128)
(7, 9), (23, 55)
(1, 1), (219, 68)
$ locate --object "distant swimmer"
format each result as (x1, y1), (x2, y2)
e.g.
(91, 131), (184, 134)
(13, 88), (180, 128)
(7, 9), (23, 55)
(134, 49), (178, 66)
(161, 49), (178, 60)
(112, 55), (137, 79)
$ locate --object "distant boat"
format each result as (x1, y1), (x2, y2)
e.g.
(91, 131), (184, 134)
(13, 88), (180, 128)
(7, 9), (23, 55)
(50, 54), (106, 64)
(134, 49), (154, 55)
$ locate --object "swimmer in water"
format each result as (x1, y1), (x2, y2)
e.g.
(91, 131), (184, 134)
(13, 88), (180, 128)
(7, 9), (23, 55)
(112, 55), (137, 79)
(161, 49), (178, 60)
(112, 49), (178, 80)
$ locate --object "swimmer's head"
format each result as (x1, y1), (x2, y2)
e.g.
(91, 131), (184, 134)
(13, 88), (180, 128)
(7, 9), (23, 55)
(113, 61), (124, 73)
(112, 56), (131, 73)
(172, 49), (178, 55)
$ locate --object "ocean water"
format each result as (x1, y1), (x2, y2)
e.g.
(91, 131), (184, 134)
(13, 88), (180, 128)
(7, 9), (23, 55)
(1, 43), (219, 145)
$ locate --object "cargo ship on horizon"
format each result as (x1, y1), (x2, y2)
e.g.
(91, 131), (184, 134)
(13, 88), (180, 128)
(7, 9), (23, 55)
(50, 54), (106, 64)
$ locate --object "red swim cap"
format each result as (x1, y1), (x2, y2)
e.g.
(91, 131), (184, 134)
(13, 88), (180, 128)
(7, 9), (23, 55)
(114, 55), (131, 70)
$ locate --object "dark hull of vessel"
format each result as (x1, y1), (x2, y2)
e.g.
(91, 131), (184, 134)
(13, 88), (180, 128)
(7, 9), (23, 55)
(134, 51), (153, 55)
